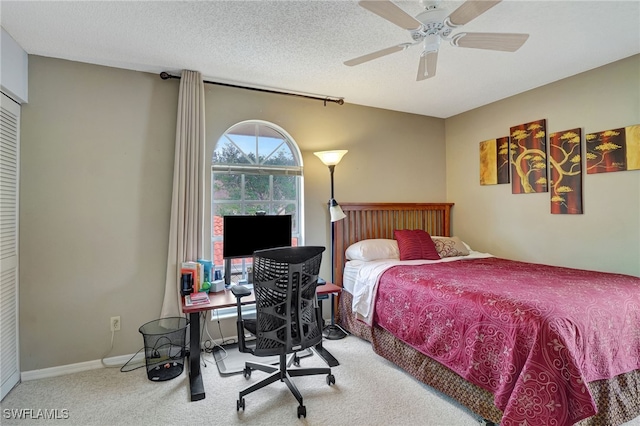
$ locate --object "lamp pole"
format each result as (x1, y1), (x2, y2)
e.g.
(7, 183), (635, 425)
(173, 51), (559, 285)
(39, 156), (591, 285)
(313, 150), (348, 340)
(328, 165), (336, 200)
(329, 164), (336, 283)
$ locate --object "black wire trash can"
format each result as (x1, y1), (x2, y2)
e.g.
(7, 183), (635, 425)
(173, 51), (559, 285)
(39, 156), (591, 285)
(138, 317), (189, 382)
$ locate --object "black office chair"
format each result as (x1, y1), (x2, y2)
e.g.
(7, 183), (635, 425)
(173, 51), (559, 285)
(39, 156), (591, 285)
(231, 246), (335, 418)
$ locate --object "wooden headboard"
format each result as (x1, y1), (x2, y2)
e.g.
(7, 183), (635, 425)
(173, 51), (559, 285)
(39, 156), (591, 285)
(332, 202), (454, 287)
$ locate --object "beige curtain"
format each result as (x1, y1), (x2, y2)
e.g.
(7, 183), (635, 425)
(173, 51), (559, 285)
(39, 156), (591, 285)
(160, 70), (206, 318)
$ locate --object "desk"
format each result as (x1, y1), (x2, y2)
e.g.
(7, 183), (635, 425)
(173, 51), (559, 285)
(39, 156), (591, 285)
(181, 282), (342, 402)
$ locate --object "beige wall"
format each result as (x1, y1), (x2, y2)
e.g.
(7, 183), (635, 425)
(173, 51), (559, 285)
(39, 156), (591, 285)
(22, 53), (637, 372)
(202, 83), (446, 272)
(20, 56), (445, 370)
(445, 54), (640, 276)
(20, 57), (178, 370)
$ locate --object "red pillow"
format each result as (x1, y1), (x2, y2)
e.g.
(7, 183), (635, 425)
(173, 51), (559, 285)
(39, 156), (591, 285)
(394, 229), (441, 261)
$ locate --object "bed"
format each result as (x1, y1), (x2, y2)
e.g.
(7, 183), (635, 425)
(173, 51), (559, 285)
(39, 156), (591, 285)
(333, 202), (640, 426)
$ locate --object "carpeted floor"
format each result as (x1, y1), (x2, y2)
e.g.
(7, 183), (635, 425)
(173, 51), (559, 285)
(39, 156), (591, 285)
(1, 335), (483, 425)
(4, 334), (640, 426)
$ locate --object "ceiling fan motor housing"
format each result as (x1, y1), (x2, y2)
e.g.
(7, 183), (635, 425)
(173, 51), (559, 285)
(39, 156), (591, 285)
(411, 7), (452, 41)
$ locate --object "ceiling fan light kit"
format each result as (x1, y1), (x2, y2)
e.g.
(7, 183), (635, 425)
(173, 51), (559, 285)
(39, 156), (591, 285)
(346, 0), (530, 81)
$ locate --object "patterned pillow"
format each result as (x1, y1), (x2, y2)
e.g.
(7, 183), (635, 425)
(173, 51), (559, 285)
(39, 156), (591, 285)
(394, 229), (441, 261)
(431, 236), (470, 258)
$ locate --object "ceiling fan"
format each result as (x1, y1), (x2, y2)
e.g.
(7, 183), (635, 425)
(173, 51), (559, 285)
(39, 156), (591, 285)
(344, 0), (530, 81)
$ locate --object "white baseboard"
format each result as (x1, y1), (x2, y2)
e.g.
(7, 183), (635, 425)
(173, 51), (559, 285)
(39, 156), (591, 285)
(21, 353), (146, 382)
(19, 335), (243, 382)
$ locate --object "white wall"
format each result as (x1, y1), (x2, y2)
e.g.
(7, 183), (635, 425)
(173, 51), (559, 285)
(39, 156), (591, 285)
(1, 28), (28, 103)
(445, 55), (640, 277)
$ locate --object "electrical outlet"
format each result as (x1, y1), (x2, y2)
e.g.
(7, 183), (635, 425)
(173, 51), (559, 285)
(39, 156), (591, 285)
(110, 316), (121, 332)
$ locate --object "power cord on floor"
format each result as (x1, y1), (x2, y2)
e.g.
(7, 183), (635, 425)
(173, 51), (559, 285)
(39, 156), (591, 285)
(216, 313), (237, 345)
(100, 329), (120, 368)
(328, 322), (349, 336)
(121, 338), (189, 373)
(200, 309), (239, 365)
(100, 328), (147, 371)
(118, 348), (147, 372)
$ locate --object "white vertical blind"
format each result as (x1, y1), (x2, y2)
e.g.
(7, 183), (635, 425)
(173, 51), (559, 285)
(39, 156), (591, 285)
(0, 92), (20, 400)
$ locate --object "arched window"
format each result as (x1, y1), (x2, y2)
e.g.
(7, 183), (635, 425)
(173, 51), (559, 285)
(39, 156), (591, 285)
(211, 120), (303, 284)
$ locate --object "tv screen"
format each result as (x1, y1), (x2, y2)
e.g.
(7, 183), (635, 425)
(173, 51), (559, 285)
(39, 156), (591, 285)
(222, 215), (292, 259)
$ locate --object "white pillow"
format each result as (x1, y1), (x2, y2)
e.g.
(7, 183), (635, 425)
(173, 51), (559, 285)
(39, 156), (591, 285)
(345, 239), (400, 261)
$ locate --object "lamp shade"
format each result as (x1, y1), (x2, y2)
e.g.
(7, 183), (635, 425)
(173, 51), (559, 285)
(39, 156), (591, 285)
(314, 150), (348, 166)
(329, 199), (346, 222)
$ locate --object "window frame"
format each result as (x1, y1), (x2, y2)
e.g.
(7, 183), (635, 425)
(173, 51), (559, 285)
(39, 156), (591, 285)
(210, 120), (304, 319)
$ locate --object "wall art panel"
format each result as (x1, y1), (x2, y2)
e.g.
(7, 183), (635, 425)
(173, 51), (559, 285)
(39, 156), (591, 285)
(549, 128), (583, 214)
(479, 137), (510, 185)
(586, 125), (640, 174)
(510, 119), (548, 194)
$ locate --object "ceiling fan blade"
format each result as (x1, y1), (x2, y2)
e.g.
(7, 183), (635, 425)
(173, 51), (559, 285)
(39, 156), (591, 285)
(452, 32), (529, 52)
(358, 0), (422, 30)
(344, 44), (408, 66)
(447, 0), (502, 26)
(416, 51), (438, 81)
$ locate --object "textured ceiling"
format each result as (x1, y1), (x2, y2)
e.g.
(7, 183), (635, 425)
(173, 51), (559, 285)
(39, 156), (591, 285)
(2, 0), (639, 118)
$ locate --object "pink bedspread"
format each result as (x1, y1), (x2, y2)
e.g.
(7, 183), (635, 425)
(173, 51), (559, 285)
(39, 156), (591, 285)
(373, 257), (640, 426)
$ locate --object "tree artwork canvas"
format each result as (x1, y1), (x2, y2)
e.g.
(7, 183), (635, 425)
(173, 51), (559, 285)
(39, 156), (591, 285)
(586, 125), (640, 174)
(510, 119), (548, 194)
(549, 128), (583, 214)
(479, 137), (510, 185)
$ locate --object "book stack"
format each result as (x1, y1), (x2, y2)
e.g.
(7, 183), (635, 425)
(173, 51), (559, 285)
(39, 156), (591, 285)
(181, 261), (204, 292)
(185, 291), (210, 307)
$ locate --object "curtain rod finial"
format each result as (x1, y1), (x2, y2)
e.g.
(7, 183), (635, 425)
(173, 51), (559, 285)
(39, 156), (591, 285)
(160, 72), (171, 80)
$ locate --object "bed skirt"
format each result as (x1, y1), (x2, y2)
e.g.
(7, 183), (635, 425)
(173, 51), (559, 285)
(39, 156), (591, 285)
(337, 291), (640, 426)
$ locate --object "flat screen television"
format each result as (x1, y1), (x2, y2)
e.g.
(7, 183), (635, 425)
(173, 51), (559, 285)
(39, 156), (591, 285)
(222, 214), (292, 259)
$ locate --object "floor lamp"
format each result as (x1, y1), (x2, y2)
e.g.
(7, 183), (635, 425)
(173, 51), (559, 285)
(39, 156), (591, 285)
(314, 150), (348, 340)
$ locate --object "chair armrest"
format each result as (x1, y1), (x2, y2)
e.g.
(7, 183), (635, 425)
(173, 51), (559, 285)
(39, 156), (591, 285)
(231, 285), (252, 298)
(232, 285), (254, 354)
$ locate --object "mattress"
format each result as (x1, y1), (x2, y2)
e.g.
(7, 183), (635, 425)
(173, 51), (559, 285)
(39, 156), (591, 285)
(342, 260), (363, 294)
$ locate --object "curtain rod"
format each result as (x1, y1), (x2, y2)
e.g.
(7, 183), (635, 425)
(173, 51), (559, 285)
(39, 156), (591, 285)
(159, 72), (344, 106)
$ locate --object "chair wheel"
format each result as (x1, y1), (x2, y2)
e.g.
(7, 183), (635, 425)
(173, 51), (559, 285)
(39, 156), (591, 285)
(326, 374), (335, 385)
(237, 398), (245, 411)
(243, 367), (252, 379)
(297, 405), (306, 418)
(293, 356), (300, 367)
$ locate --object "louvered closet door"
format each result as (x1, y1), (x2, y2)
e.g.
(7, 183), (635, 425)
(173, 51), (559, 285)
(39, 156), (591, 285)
(0, 92), (20, 400)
